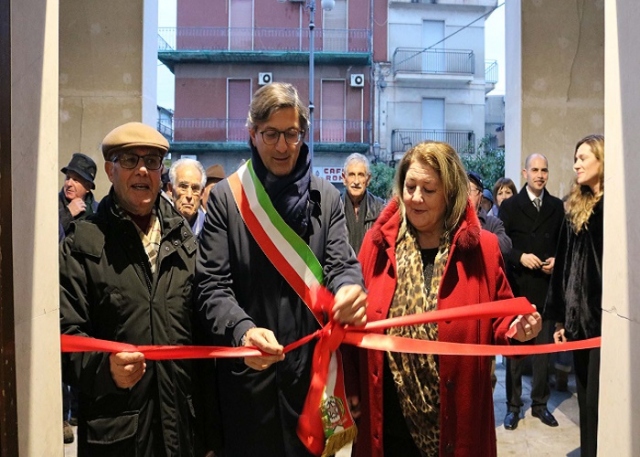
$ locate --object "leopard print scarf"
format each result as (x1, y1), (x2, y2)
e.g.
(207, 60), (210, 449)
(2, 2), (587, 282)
(387, 226), (450, 456)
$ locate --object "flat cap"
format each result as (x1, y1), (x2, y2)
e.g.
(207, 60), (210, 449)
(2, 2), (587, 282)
(467, 171), (483, 189)
(205, 164), (226, 184)
(101, 122), (169, 160)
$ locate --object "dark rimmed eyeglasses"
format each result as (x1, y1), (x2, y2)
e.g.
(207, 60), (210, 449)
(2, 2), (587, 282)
(259, 128), (304, 146)
(468, 186), (482, 196)
(113, 152), (163, 170)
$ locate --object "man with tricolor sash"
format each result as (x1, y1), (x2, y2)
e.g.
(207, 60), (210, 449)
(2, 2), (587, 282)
(195, 82), (367, 457)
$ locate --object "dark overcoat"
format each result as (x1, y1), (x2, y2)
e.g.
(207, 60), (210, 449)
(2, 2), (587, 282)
(498, 186), (564, 307)
(195, 173), (364, 457)
(60, 191), (198, 457)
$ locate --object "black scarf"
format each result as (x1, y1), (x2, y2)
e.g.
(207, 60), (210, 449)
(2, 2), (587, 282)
(250, 142), (312, 237)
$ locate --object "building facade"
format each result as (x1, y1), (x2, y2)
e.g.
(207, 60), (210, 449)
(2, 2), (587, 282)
(158, 0), (374, 183)
(373, 0), (498, 165)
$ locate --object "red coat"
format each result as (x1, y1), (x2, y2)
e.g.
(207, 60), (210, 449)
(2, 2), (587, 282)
(353, 199), (516, 457)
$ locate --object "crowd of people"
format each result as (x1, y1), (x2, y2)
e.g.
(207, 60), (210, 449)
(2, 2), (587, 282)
(58, 81), (604, 457)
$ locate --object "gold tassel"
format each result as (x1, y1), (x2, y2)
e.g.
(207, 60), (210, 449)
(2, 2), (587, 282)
(321, 425), (357, 457)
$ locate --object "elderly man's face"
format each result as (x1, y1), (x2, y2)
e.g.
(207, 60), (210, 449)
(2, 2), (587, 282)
(249, 107), (303, 177)
(342, 161), (370, 203)
(63, 171), (91, 201)
(105, 147), (163, 216)
(170, 165), (204, 222)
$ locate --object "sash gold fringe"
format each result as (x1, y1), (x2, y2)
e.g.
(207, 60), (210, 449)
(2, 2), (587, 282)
(322, 425), (357, 457)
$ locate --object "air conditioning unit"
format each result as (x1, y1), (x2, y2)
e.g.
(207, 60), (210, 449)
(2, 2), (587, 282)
(350, 74), (365, 88)
(258, 72), (273, 86)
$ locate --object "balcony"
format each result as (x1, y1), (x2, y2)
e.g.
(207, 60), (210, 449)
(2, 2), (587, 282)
(390, 0), (497, 6)
(158, 27), (371, 71)
(391, 129), (476, 154)
(485, 59), (498, 93)
(169, 118), (370, 154)
(392, 47), (475, 85)
(157, 120), (173, 142)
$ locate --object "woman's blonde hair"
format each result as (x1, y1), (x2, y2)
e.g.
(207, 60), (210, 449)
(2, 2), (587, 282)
(394, 141), (469, 240)
(565, 134), (604, 233)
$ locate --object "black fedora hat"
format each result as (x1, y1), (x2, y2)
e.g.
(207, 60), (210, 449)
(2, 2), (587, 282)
(61, 153), (97, 189)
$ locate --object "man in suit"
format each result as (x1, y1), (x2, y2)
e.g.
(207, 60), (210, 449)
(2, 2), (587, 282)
(499, 153), (564, 430)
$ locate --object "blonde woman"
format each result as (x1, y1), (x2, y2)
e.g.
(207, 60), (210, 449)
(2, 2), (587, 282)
(544, 134), (604, 457)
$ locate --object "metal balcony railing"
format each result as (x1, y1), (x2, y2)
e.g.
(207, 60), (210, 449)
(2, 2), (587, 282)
(392, 0), (498, 5)
(485, 60), (498, 84)
(392, 48), (475, 76)
(158, 27), (370, 53)
(157, 120), (173, 141)
(391, 129), (476, 154)
(173, 118), (369, 143)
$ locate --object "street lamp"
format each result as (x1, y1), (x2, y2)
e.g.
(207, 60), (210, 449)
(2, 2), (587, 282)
(308, 0), (334, 164)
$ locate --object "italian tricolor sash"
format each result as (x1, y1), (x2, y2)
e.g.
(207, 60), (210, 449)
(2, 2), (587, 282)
(228, 160), (357, 456)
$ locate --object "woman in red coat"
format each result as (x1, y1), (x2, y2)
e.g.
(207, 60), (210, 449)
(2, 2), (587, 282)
(353, 141), (541, 457)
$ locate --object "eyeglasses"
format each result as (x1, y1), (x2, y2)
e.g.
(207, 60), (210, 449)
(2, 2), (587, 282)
(468, 186), (482, 196)
(113, 152), (163, 170)
(176, 182), (202, 196)
(259, 128), (304, 145)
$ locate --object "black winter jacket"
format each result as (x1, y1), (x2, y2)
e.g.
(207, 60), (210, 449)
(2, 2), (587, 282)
(58, 188), (99, 235)
(60, 190), (198, 457)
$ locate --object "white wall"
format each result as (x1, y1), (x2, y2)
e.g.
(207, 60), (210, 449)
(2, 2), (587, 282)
(11, 0), (64, 454)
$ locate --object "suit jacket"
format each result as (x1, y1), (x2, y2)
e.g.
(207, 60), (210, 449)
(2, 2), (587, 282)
(498, 186), (564, 308)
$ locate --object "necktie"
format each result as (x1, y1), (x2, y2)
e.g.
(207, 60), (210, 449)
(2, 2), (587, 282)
(533, 197), (541, 212)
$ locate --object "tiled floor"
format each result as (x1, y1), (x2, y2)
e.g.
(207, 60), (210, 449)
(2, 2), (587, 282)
(493, 356), (581, 456)
(65, 356), (581, 456)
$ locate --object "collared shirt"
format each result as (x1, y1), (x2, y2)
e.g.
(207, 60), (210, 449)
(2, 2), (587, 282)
(190, 207), (206, 236)
(526, 187), (545, 209)
(114, 203), (162, 274)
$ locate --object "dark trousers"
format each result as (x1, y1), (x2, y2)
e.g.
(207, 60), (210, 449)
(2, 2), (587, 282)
(573, 347), (600, 457)
(505, 319), (553, 412)
(62, 383), (78, 420)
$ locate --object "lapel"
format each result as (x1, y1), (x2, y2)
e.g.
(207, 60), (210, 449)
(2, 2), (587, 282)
(536, 191), (553, 224)
(515, 187), (539, 224)
(515, 186), (557, 230)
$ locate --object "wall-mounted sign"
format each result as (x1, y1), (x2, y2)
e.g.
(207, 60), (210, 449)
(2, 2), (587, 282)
(313, 166), (343, 183)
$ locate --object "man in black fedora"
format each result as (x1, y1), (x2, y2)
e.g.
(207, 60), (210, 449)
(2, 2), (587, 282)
(58, 152), (100, 443)
(59, 152), (100, 236)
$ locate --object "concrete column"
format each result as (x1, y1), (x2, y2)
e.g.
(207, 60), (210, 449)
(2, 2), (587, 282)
(10, 0), (64, 455)
(59, 0), (159, 198)
(505, 0), (604, 197)
(5, 1), (159, 454)
(599, 0), (640, 455)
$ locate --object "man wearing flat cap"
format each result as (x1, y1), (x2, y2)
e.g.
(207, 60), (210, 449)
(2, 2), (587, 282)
(59, 122), (200, 456)
(467, 171), (511, 259)
(59, 153), (99, 236)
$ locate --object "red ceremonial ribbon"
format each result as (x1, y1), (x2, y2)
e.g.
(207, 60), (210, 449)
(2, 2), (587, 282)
(60, 290), (601, 456)
(296, 285), (348, 455)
